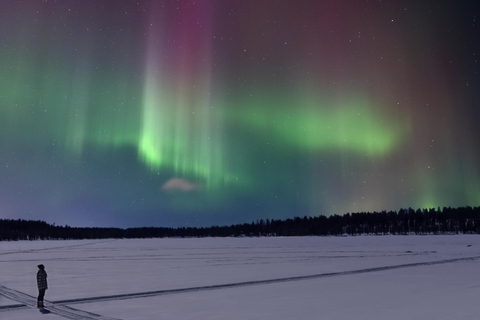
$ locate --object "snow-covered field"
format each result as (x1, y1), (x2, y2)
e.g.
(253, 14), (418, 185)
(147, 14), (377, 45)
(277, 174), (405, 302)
(1, 235), (480, 319)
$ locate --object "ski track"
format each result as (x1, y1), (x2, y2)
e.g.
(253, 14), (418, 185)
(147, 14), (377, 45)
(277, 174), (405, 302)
(0, 252), (421, 264)
(53, 254), (480, 304)
(2, 253), (479, 318)
(0, 285), (121, 320)
(0, 239), (116, 257)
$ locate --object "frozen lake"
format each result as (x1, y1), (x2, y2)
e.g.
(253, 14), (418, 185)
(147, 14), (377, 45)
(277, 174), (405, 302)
(1, 235), (480, 319)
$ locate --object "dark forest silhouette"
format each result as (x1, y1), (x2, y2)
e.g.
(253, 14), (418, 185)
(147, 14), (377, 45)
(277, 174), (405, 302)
(1, 207), (480, 241)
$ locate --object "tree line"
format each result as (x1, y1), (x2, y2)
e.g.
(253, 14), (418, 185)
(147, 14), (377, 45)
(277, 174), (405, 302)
(1, 206), (480, 241)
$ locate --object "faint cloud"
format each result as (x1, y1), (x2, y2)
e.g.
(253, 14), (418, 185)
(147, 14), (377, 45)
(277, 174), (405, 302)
(161, 178), (200, 192)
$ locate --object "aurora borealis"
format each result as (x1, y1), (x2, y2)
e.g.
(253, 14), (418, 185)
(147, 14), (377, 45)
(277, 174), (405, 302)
(0, 0), (479, 227)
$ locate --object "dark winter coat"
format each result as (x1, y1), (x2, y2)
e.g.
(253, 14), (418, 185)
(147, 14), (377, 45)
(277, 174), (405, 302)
(37, 270), (48, 290)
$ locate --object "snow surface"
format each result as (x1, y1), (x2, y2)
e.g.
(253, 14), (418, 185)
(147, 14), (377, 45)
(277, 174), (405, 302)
(1, 235), (480, 319)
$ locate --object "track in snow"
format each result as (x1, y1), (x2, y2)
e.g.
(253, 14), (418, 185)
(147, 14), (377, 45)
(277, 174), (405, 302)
(0, 285), (120, 320)
(53, 254), (480, 304)
(0, 239), (115, 257)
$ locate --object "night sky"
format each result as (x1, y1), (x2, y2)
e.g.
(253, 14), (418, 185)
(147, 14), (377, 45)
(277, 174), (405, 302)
(1, 0), (479, 227)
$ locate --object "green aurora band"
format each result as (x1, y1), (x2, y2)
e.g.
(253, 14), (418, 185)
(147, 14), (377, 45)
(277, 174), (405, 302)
(233, 94), (409, 157)
(0, 51), (408, 188)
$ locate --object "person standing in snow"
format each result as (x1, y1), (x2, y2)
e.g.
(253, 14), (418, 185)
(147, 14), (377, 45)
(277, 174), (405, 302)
(37, 264), (48, 308)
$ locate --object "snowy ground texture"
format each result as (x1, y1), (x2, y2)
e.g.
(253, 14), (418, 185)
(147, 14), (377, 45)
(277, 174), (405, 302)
(1, 236), (480, 320)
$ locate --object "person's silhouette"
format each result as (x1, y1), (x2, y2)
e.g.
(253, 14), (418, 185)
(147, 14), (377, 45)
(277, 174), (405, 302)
(36, 264), (48, 308)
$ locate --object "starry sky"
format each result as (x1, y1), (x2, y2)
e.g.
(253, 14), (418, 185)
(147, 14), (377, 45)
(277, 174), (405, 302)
(1, 0), (479, 227)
